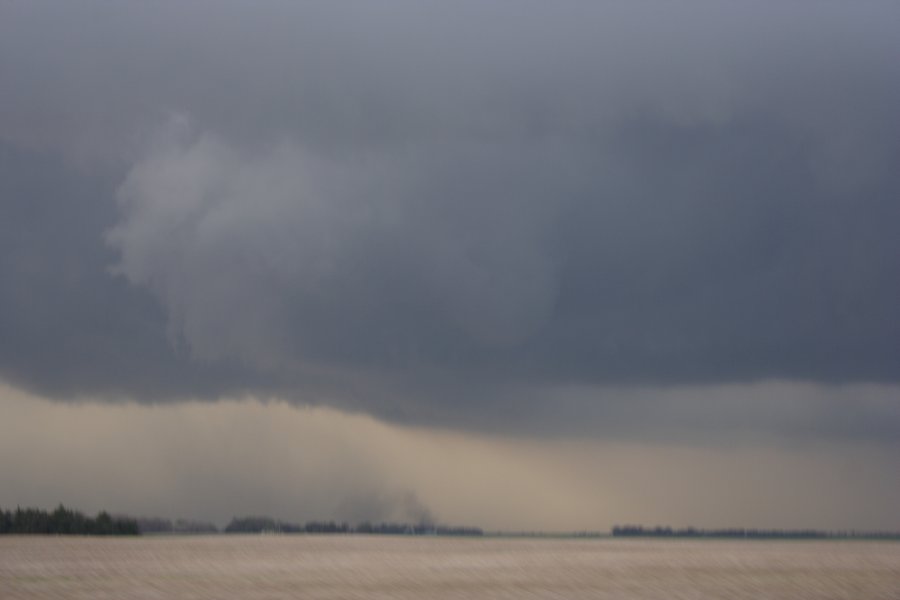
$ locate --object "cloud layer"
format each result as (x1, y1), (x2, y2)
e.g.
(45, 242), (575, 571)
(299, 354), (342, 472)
(1, 2), (899, 440)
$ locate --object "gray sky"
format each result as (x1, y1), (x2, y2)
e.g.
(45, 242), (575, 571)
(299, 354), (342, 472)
(1, 2), (898, 529)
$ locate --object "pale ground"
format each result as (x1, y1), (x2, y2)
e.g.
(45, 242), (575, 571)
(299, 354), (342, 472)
(1, 535), (898, 599)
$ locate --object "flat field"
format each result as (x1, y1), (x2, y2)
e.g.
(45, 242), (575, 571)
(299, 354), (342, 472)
(1, 535), (898, 599)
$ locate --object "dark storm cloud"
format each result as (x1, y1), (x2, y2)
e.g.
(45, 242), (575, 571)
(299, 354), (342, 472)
(1, 2), (899, 436)
(0, 142), (269, 400)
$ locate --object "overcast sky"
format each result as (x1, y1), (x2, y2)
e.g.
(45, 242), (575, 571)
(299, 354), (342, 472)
(1, 2), (898, 530)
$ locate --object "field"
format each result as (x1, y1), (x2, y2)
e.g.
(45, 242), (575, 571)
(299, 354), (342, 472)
(1, 535), (898, 599)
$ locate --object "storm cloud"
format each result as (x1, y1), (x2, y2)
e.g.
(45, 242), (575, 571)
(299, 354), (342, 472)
(1, 2), (899, 440)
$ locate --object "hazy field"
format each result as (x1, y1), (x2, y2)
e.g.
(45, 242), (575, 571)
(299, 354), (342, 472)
(1, 535), (898, 599)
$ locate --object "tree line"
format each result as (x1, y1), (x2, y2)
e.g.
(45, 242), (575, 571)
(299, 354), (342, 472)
(0, 505), (139, 535)
(0, 505), (484, 536)
(134, 517), (218, 534)
(612, 525), (900, 540)
(224, 516), (482, 536)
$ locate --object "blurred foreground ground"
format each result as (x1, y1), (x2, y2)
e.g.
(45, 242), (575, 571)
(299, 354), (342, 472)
(1, 535), (898, 599)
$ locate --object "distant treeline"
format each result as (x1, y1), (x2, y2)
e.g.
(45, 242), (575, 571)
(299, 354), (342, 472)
(0, 505), (139, 535)
(224, 516), (482, 536)
(134, 517), (218, 534)
(612, 525), (900, 540)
